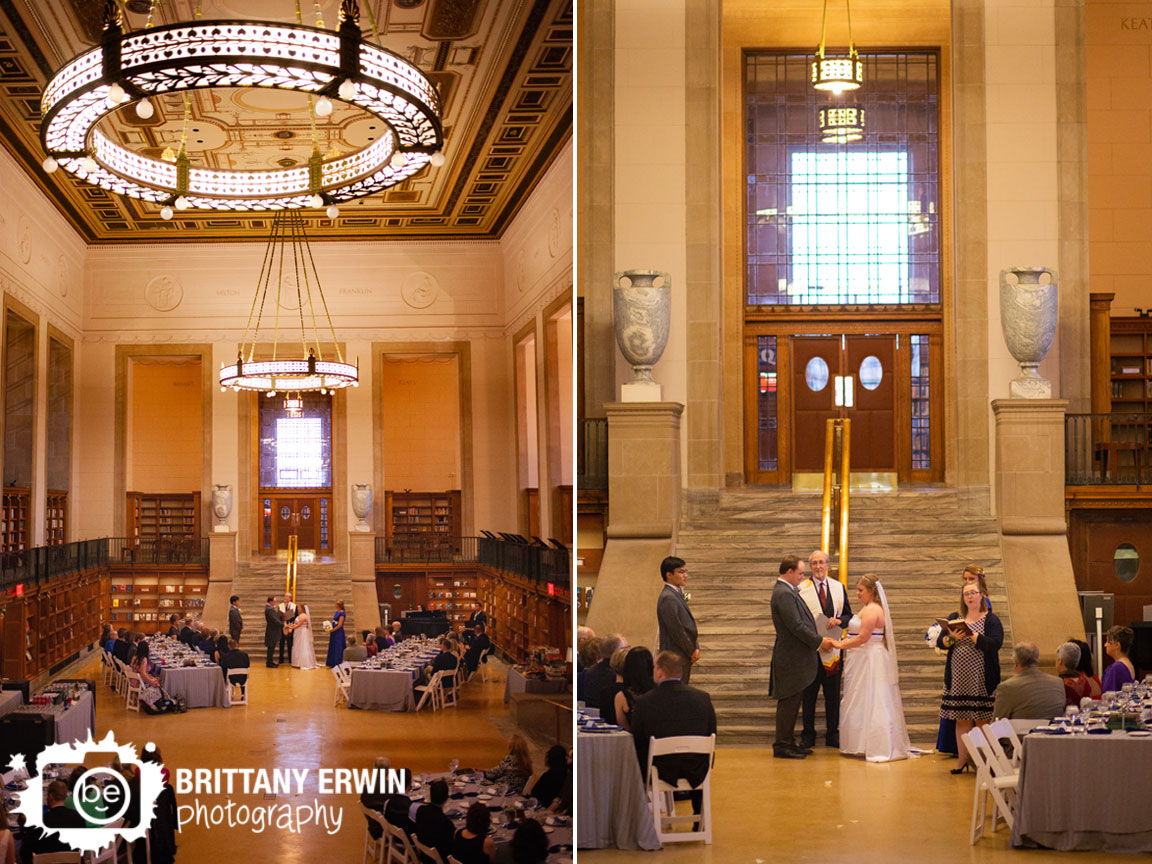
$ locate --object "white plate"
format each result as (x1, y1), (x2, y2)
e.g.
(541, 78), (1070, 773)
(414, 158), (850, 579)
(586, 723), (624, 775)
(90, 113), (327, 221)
(1126, 730), (1151, 737)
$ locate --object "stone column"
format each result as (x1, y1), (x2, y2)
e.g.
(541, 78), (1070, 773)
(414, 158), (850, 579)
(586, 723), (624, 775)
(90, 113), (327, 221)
(203, 530), (237, 630)
(585, 402), (683, 647)
(992, 399), (1086, 660)
(348, 532), (380, 632)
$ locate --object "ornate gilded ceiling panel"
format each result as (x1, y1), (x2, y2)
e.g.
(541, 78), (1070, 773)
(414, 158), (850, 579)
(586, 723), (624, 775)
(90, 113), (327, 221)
(0, 0), (571, 241)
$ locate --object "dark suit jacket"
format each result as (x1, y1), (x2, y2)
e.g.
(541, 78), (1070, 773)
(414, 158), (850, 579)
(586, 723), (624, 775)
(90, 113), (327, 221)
(415, 804), (455, 863)
(178, 627), (198, 647)
(769, 578), (823, 700)
(464, 633), (491, 671)
(583, 658), (615, 710)
(264, 604), (283, 648)
(111, 639), (132, 665)
(220, 649), (250, 681)
(228, 604), (243, 634)
(631, 679), (716, 788)
(24, 804), (87, 859)
(432, 651), (458, 673)
(657, 583), (698, 661)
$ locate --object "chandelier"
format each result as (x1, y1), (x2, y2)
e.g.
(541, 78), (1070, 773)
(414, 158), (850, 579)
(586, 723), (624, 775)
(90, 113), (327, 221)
(811, 0), (863, 94)
(219, 209), (358, 394)
(39, 0), (443, 215)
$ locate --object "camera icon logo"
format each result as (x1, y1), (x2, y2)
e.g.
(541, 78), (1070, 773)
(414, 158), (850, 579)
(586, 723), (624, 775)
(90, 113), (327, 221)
(9, 731), (164, 853)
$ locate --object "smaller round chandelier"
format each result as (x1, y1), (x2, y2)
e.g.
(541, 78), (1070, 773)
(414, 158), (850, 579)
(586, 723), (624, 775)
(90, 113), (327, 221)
(40, 0), (443, 214)
(818, 105), (865, 144)
(811, 0), (863, 94)
(219, 209), (358, 395)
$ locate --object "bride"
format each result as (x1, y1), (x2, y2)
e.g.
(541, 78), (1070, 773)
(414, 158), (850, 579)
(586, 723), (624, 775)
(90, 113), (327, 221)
(830, 573), (911, 762)
(290, 604), (317, 670)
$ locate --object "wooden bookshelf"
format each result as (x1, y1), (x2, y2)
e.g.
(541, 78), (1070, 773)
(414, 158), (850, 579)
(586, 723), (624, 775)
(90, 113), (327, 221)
(46, 490), (67, 546)
(126, 492), (201, 541)
(2, 487), (30, 552)
(426, 572), (486, 625)
(1109, 317), (1152, 411)
(0, 568), (107, 680)
(108, 567), (208, 634)
(384, 490), (462, 556)
(491, 572), (569, 664)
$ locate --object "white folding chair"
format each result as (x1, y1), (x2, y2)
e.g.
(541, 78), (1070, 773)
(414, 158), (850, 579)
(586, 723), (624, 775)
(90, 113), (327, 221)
(101, 652), (115, 688)
(333, 665), (352, 707)
(124, 670), (142, 712)
(985, 719), (1024, 772)
(383, 819), (417, 864)
(645, 733), (715, 844)
(478, 647), (493, 682)
(114, 658), (129, 696)
(411, 837), (444, 864)
(414, 670), (444, 712)
(962, 728), (1018, 844)
(359, 803), (387, 864)
(227, 668), (250, 706)
(440, 670), (458, 708)
(33, 854), (82, 864)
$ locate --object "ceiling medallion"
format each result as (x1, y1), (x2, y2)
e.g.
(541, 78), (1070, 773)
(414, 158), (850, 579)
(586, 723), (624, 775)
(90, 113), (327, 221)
(219, 209), (358, 394)
(40, 0), (444, 215)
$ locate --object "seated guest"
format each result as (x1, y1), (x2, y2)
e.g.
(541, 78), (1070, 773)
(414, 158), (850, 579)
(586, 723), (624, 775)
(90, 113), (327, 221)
(576, 625), (596, 669)
(360, 757), (393, 840)
(344, 636), (368, 663)
(1069, 637), (1103, 699)
(599, 647), (630, 725)
(1102, 625), (1136, 692)
(631, 650), (716, 815)
(464, 624), (491, 673)
(166, 614), (180, 638)
(198, 628), (218, 656)
(1056, 641), (1093, 706)
(23, 780), (85, 860)
(383, 788), (415, 837)
(375, 626), (392, 648)
(131, 643), (175, 715)
(528, 746), (567, 810)
(575, 636), (601, 704)
(584, 633), (627, 710)
(992, 642), (1066, 720)
(126, 632), (145, 664)
(365, 633), (378, 658)
(494, 818), (548, 864)
(432, 638), (459, 673)
(391, 620), (404, 644)
(414, 779), (454, 864)
(219, 639), (250, 694)
(178, 619), (197, 646)
(100, 624), (113, 653)
(111, 628), (132, 665)
(214, 631), (229, 663)
(451, 802), (495, 864)
(482, 734), (533, 794)
(612, 646), (655, 732)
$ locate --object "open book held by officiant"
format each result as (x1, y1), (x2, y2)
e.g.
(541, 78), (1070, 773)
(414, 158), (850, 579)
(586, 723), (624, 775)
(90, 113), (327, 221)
(936, 617), (972, 634)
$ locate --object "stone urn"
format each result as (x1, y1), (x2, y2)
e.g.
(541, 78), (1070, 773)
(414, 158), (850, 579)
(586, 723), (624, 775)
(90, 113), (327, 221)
(351, 483), (373, 532)
(211, 484), (232, 526)
(613, 270), (671, 384)
(999, 266), (1058, 399)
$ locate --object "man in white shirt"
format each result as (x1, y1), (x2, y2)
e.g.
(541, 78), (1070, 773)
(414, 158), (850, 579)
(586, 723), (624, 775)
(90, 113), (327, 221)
(277, 593), (297, 664)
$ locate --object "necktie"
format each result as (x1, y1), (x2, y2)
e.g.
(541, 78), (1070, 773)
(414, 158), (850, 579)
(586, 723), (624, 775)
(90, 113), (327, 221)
(817, 580), (828, 613)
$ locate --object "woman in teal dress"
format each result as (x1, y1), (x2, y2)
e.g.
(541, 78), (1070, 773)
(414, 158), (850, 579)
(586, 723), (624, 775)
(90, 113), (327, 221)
(325, 600), (347, 667)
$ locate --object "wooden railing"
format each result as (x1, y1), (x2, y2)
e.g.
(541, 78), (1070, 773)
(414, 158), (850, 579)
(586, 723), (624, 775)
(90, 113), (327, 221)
(1066, 413), (1151, 486)
(821, 418), (851, 585)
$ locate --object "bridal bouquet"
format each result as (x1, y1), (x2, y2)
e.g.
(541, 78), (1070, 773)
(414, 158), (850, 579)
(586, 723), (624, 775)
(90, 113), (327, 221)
(323, 620), (333, 632)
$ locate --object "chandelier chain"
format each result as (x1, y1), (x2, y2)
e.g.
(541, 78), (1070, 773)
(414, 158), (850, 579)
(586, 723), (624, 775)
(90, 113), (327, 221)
(240, 219), (277, 362)
(363, 0), (382, 46)
(298, 212), (345, 363)
(145, 0), (159, 29)
(290, 212), (309, 360)
(246, 214), (285, 362)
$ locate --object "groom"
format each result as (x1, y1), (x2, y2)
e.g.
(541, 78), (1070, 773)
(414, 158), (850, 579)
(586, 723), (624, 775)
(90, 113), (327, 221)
(799, 549), (852, 749)
(278, 593), (297, 664)
(264, 596), (283, 668)
(770, 556), (834, 759)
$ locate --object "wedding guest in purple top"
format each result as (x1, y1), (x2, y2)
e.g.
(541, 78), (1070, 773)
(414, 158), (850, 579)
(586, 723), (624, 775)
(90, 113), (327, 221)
(1101, 625), (1136, 693)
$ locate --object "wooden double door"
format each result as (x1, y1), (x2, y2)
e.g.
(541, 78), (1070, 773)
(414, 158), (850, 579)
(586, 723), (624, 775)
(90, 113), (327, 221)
(744, 326), (943, 485)
(260, 491), (330, 553)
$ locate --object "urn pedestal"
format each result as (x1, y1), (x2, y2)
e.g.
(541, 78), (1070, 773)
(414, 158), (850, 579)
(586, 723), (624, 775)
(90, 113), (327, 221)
(613, 270), (671, 402)
(999, 266), (1059, 399)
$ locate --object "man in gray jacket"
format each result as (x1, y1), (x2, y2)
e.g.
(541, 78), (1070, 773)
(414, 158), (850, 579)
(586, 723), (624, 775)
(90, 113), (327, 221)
(228, 595), (243, 645)
(770, 555), (833, 759)
(656, 556), (700, 684)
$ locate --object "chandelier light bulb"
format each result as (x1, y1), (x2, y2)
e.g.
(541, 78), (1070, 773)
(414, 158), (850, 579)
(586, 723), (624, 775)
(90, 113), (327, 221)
(326, 204), (339, 220)
(390, 151), (407, 169)
(160, 206), (174, 220)
(81, 155), (98, 173)
(268, 390), (277, 397)
(315, 96), (333, 117)
(136, 98), (154, 119)
(430, 151), (445, 167)
(42, 156), (58, 174)
(309, 194), (324, 208)
(107, 83), (126, 107)
(175, 195), (190, 210)
(338, 79), (356, 101)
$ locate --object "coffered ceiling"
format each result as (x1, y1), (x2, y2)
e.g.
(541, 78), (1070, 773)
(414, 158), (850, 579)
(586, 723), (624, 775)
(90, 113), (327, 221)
(0, 0), (572, 242)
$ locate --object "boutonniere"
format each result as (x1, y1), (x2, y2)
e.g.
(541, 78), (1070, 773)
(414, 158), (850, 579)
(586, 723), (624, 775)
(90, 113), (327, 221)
(683, 592), (692, 603)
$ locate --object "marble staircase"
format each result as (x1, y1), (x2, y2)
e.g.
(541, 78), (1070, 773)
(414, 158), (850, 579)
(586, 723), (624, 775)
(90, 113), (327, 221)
(230, 559), (356, 661)
(677, 487), (1013, 747)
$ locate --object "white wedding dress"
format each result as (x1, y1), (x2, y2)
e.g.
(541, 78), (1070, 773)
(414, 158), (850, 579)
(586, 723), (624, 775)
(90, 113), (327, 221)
(839, 586), (911, 762)
(291, 606), (317, 670)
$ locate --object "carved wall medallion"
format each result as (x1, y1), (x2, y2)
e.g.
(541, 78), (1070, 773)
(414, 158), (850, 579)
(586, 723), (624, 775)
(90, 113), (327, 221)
(145, 275), (183, 312)
(401, 271), (439, 308)
(547, 207), (564, 257)
(17, 217), (31, 264)
(56, 255), (68, 298)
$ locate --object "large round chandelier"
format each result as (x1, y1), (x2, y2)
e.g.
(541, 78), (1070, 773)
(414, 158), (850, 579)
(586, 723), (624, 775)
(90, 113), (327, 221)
(40, 0), (444, 214)
(219, 209), (358, 394)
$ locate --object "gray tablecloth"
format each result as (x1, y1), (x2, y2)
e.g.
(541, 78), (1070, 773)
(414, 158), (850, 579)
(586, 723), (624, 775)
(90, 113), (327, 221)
(576, 730), (661, 850)
(504, 668), (569, 704)
(0, 690), (21, 719)
(349, 668), (416, 711)
(1012, 731), (1152, 851)
(12, 691), (94, 743)
(160, 665), (230, 708)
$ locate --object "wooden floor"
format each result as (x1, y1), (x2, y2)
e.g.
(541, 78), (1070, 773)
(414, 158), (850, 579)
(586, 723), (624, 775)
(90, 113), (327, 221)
(580, 744), (1122, 864)
(70, 651), (520, 859)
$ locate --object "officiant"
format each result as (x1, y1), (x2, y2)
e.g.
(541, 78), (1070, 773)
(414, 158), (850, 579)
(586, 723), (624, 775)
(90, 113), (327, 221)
(798, 549), (851, 749)
(278, 593), (298, 665)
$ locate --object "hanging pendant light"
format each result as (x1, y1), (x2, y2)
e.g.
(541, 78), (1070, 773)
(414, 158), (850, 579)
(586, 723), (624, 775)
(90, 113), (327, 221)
(818, 105), (865, 144)
(812, 0), (863, 94)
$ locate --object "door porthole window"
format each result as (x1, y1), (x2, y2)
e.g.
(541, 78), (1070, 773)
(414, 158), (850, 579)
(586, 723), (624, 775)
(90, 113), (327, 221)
(301, 505), (312, 520)
(1114, 543), (1139, 583)
(806, 356), (829, 391)
(280, 505), (290, 521)
(860, 355), (883, 390)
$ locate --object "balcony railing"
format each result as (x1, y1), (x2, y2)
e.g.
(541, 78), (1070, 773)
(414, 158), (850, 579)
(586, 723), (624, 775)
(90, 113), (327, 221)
(107, 537), (210, 565)
(375, 535), (570, 588)
(578, 417), (608, 491)
(0, 538), (109, 592)
(1066, 413), (1151, 485)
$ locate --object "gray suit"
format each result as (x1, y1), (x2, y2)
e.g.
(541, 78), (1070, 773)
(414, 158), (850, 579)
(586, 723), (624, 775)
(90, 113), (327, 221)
(264, 604), (283, 665)
(769, 578), (823, 748)
(657, 583), (699, 684)
(228, 604), (243, 642)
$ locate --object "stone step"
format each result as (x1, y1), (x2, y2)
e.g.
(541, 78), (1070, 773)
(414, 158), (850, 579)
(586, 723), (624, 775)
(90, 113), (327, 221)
(232, 560), (356, 658)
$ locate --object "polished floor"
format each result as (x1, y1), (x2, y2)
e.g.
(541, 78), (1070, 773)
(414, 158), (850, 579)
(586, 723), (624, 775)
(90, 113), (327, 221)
(580, 745), (1123, 864)
(71, 651), (520, 859)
